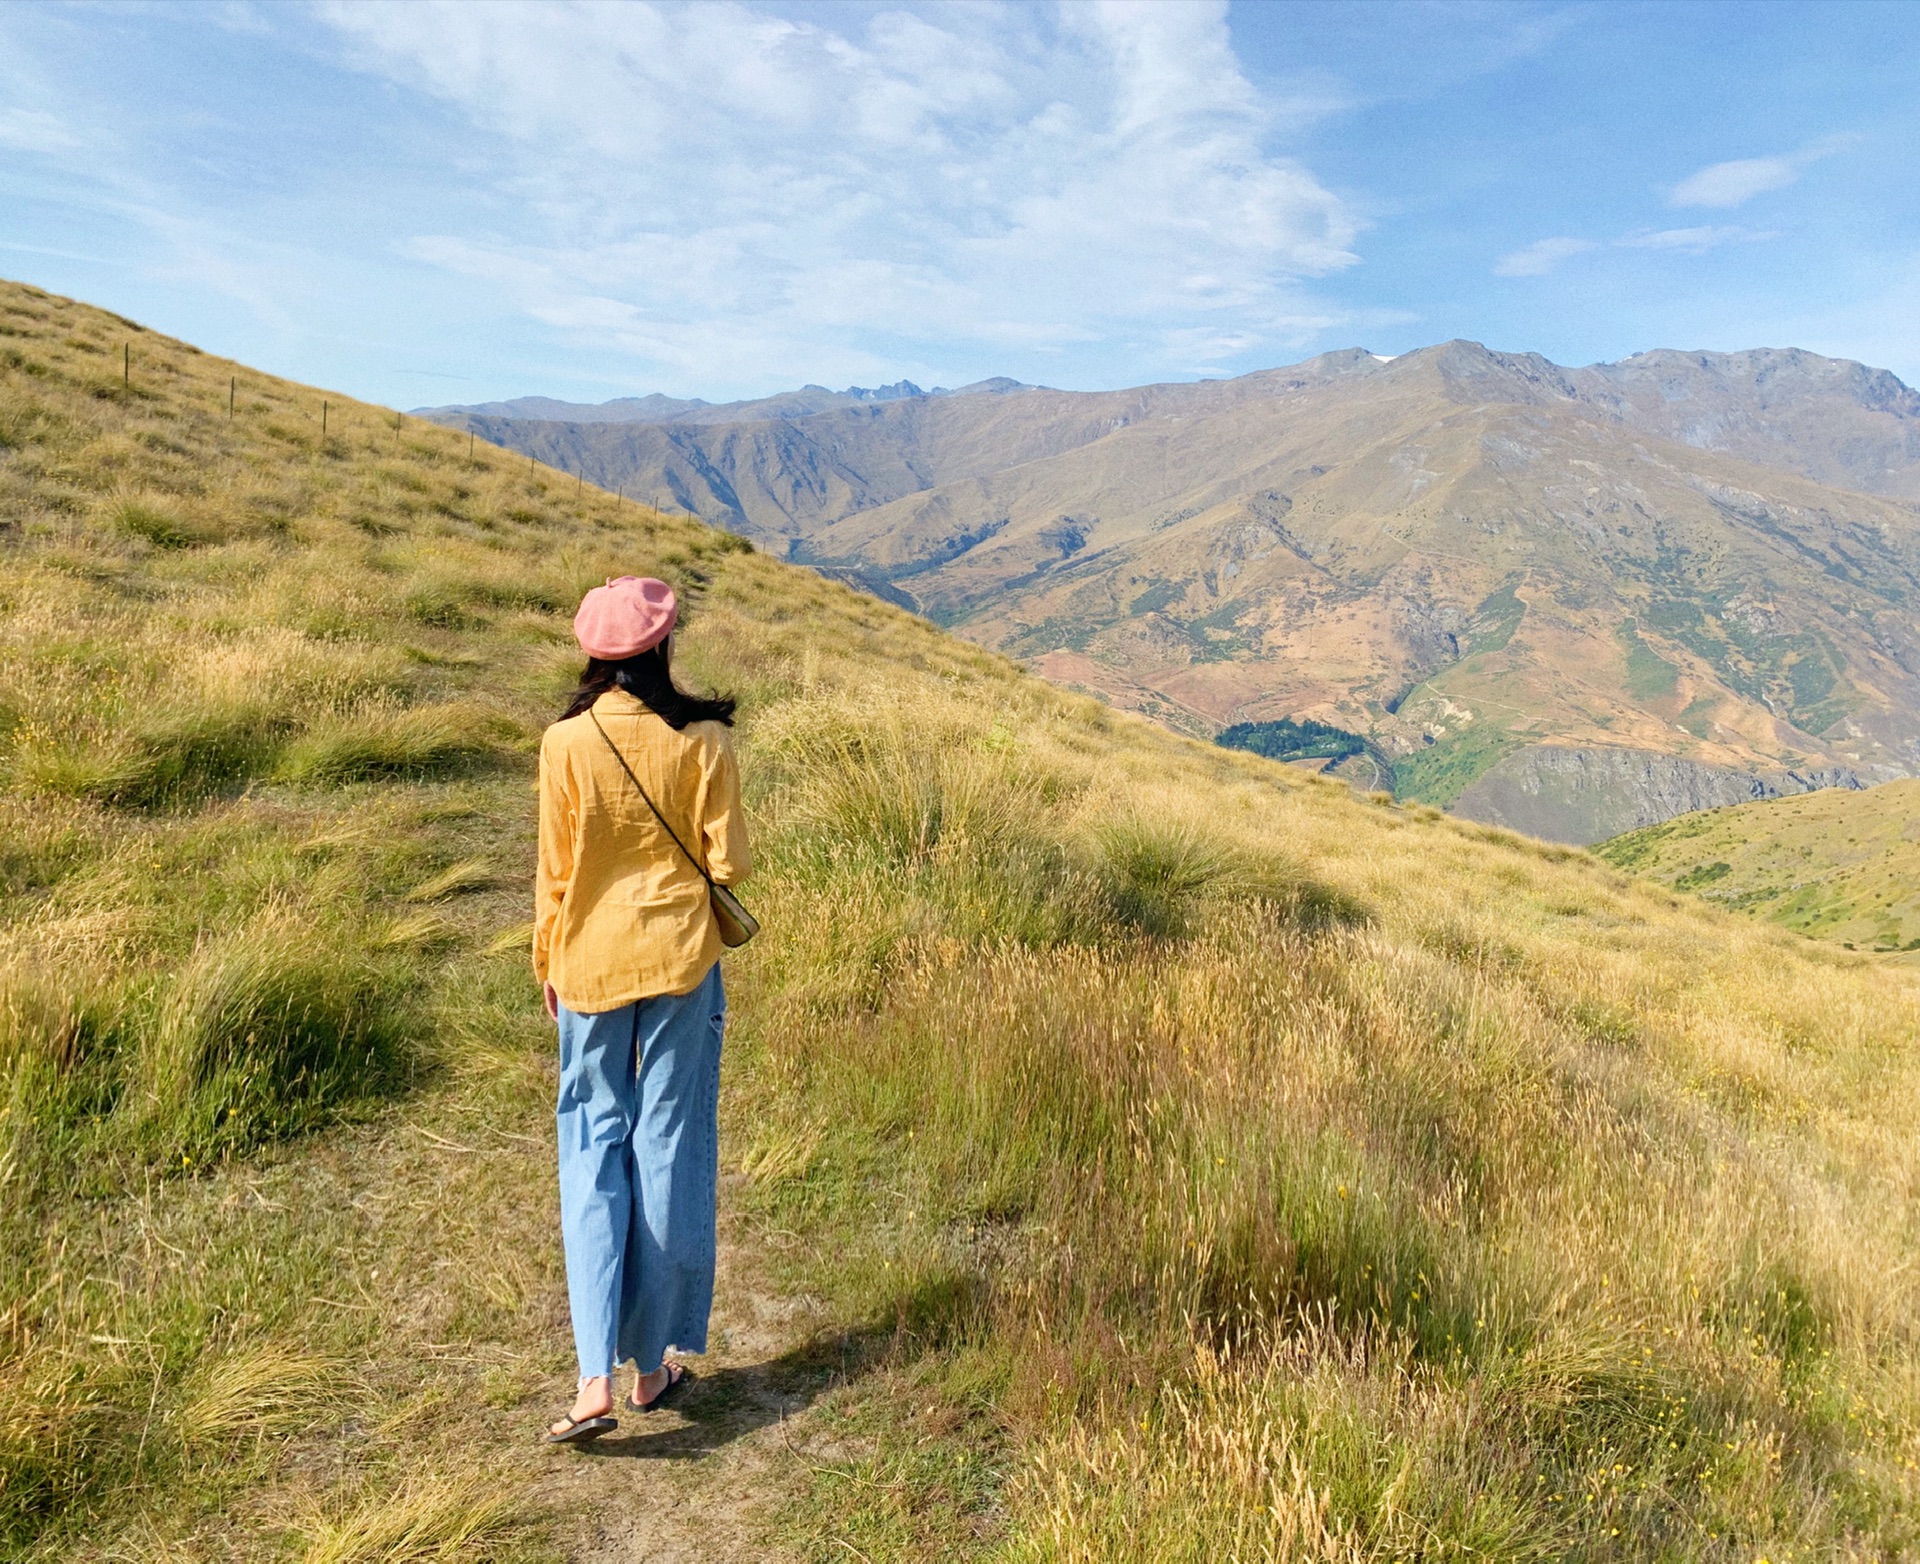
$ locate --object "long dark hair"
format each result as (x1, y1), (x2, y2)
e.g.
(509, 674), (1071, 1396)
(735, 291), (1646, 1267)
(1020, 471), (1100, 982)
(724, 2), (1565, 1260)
(561, 640), (737, 729)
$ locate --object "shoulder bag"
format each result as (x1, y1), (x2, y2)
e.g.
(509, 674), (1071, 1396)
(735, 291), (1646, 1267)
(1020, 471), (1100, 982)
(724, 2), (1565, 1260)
(589, 711), (760, 948)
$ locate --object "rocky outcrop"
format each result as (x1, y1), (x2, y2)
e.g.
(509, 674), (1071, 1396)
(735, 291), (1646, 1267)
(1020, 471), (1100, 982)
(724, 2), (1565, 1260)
(1451, 745), (1867, 845)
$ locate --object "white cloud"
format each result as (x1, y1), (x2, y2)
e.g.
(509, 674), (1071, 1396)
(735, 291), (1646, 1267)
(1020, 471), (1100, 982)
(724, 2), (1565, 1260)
(1493, 236), (1593, 278)
(1619, 225), (1776, 254)
(1668, 156), (1800, 209)
(0, 106), (79, 153)
(1668, 137), (1850, 209)
(1497, 223), (1780, 281)
(315, 0), (1359, 387)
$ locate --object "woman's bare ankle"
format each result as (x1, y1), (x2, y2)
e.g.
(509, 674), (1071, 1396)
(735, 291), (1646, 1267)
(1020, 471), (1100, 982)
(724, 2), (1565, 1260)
(571, 1375), (612, 1420)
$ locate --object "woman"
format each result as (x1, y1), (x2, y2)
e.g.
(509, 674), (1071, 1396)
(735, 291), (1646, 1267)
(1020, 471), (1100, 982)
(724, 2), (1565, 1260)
(534, 575), (751, 1444)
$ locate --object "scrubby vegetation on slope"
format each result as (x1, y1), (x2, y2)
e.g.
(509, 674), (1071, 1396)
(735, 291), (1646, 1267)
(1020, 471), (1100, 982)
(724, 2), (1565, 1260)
(1598, 777), (1920, 954)
(6, 279), (1920, 1561)
(1214, 716), (1368, 765)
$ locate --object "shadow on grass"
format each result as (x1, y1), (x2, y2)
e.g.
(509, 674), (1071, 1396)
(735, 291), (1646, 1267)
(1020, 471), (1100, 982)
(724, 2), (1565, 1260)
(570, 1334), (849, 1463)
(567, 1267), (985, 1463)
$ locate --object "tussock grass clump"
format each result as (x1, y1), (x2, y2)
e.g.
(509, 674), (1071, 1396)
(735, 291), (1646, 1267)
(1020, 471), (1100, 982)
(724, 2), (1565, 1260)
(756, 690), (1101, 953)
(108, 495), (219, 550)
(401, 856), (495, 903)
(1, 905), (418, 1199)
(762, 694), (1049, 865)
(134, 913), (413, 1155)
(77, 702), (282, 808)
(1088, 816), (1231, 937)
(1084, 816), (1364, 938)
(297, 1473), (518, 1564)
(275, 699), (509, 787)
(172, 1347), (343, 1470)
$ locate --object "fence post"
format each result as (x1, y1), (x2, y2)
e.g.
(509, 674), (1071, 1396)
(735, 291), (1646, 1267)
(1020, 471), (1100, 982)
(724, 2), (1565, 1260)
(123, 343), (129, 389)
(229, 377), (235, 419)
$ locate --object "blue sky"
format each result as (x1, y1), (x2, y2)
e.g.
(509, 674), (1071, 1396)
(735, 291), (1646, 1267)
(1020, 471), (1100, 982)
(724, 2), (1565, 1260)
(1, 1), (1915, 407)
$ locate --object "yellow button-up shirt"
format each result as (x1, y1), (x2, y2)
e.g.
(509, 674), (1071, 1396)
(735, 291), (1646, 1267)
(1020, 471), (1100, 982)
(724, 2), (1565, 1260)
(534, 689), (752, 1013)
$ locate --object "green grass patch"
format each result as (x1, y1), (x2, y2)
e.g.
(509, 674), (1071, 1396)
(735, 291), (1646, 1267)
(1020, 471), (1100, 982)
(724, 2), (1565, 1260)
(1616, 618), (1679, 700)
(1677, 694), (1717, 739)
(1466, 579), (1526, 654)
(1391, 722), (1521, 807)
(274, 701), (511, 787)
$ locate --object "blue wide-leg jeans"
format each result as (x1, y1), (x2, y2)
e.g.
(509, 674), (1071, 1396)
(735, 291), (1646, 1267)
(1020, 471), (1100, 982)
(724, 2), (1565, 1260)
(555, 962), (724, 1381)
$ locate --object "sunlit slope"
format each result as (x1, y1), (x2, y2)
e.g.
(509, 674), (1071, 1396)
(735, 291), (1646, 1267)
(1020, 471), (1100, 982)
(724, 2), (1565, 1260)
(0, 275), (992, 1555)
(7, 277), (1920, 1559)
(1599, 777), (1920, 951)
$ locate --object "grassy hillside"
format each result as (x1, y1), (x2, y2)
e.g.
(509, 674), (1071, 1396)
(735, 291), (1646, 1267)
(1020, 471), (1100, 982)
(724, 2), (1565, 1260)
(1599, 778), (1920, 952)
(7, 277), (1920, 1560)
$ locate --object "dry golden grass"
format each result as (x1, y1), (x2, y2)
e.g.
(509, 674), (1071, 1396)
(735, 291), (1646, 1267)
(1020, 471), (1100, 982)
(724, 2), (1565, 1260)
(297, 1474), (518, 1564)
(6, 274), (1920, 1561)
(735, 684), (1920, 1557)
(172, 1347), (343, 1467)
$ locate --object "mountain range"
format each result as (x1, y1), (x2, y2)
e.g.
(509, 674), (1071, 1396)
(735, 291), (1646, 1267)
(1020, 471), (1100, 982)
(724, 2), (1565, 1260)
(420, 343), (1920, 842)
(414, 376), (1031, 428)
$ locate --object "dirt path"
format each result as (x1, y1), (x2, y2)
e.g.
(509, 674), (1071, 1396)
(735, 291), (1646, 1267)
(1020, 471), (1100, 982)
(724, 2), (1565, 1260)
(534, 1186), (834, 1562)
(188, 1058), (852, 1561)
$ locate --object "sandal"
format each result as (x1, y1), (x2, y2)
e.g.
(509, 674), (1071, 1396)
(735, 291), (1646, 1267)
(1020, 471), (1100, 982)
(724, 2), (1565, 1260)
(544, 1411), (618, 1445)
(626, 1361), (689, 1412)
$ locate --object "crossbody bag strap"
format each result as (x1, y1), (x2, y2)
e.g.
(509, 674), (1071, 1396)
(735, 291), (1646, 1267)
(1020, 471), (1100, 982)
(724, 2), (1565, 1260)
(587, 710), (717, 892)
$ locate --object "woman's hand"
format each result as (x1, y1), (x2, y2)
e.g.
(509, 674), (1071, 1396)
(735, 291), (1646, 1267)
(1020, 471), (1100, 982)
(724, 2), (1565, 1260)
(544, 982), (560, 1022)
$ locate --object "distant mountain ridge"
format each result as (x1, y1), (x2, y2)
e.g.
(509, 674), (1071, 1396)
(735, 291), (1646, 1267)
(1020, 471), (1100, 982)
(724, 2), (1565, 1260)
(414, 375), (1032, 428)
(422, 342), (1920, 841)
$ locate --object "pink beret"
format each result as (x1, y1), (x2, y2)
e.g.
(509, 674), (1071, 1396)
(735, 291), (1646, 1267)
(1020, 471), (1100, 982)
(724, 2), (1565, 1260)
(573, 576), (678, 658)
